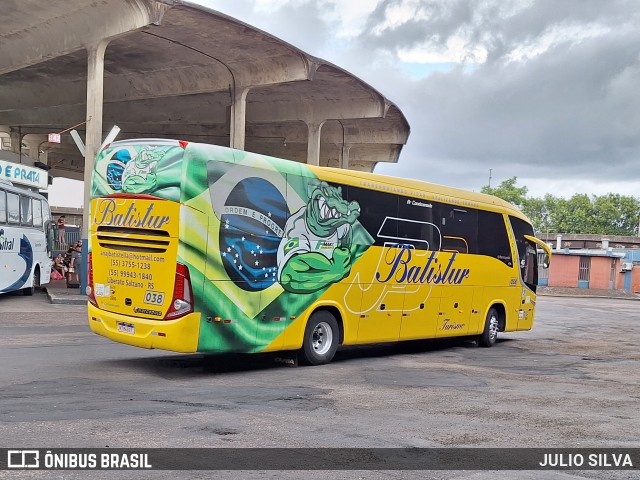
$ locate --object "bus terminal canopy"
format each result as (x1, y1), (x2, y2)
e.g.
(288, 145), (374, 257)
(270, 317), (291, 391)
(0, 0), (410, 184)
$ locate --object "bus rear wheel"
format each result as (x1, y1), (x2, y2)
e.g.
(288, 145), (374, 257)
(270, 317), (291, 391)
(478, 307), (499, 347)
(301, 311), (339, 365)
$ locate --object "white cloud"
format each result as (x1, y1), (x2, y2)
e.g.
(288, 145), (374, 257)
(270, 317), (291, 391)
(398, 34), (488, 64)
(506, 23), (610, 63)
(320, 1), (382, 39)
(371, 0), (431, 35)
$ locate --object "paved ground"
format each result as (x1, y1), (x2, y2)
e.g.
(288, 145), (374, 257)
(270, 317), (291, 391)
(1, 289), (638, 479)
(537, 286), (640, 300)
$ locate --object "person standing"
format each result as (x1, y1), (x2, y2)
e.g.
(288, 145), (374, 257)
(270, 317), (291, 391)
(67, 242), (82, 288)
(57, 215), (66, 247)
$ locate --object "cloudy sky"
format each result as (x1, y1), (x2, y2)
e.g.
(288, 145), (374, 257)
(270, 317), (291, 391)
(199, 0), (640, 198)
(49, 0), (640, 206)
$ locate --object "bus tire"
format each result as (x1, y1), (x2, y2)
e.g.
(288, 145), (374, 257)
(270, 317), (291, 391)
(301, 311), (339, 365)
(22, 268), (39, 296)
(478, 307), (499, 347)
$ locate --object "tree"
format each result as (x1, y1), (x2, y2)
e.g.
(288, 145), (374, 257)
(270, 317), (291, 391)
(551, 194), (593, 233)
(481, 177), (528, 209)
(481, 177), (640, 236)
(522, 194), (554, 233)
(591, 194), (640, 236)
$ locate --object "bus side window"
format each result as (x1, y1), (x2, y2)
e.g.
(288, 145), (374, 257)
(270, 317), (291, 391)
(7, 192), (20, 224)
(20, 195), (33, 226)
(33, 199), (43, 227)
(440, 206), (478, 254)
(42, 199), (51, 224)
(0, 189), (6, 223)
(396, 197), (437, 251)
(345, 185), (399, 247)
(477, 211), (512, 266)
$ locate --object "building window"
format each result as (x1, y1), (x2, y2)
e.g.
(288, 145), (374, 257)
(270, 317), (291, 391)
(578, 257), (591, 282)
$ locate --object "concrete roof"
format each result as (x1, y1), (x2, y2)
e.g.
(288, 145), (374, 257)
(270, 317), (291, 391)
(0, 0), (410, 182)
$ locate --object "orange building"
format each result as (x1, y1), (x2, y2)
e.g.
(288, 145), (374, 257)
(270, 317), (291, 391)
(538, 234), (640, 293)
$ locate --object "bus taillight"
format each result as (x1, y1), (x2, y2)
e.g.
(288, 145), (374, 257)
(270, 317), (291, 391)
(87, 253), (97, 307)
(164, 263), (193, 320)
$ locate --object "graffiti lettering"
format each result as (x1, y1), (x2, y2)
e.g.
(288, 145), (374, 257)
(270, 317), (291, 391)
(94, 199), (170, 229)
(375, 245), (469, 285)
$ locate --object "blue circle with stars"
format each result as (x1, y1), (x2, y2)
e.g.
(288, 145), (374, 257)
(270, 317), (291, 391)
(219, 177), (287, 291)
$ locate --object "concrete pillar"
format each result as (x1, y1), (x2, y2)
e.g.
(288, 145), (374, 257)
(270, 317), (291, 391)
(9, 129), (21, 155)
(340, 143), (352, 169)
(21, 136), (44, 161)
(81, 38), (110, 292)
(306, 120), (325, 166)
(230, 86), (249, 150)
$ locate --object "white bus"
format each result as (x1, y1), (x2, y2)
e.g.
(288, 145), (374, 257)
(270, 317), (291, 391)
(0, 178), (53, 296)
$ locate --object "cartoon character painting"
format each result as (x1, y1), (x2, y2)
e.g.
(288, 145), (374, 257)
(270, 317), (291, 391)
(121, 146), (162, 193)
(277, 181), (360, 293)
(105, 146), (163, 193)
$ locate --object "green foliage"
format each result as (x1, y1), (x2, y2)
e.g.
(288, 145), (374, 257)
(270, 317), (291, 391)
(482, 177), (640, 236)
(481, 177), (528, 209)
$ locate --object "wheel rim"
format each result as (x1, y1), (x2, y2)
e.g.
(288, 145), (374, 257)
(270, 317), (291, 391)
(312, 321), (333, 356)
(488, 314), (499, 342)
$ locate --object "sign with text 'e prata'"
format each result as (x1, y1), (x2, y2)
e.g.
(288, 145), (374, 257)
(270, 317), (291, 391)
(48, 133), (61, 143)
(0, 160), (48, 189)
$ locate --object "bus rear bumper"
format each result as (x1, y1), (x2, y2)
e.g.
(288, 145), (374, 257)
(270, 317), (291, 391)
(88, 304), (201, 353)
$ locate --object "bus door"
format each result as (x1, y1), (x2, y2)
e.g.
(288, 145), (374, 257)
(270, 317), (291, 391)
(509, 217), (544, 331)
(434, 206), (478, 337)
(353, 243), (404, 344)
(517, 237), (541, 330)
(398, 246), (443, 342)
(392, 205), (443, 340)
(399, 261), (442, 340)
(436, 278), (476, 338)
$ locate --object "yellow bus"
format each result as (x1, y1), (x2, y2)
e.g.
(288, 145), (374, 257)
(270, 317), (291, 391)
(87, 139), (551, 365)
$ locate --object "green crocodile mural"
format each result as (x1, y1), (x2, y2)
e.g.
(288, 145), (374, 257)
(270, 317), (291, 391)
(277, 182), (361, 293)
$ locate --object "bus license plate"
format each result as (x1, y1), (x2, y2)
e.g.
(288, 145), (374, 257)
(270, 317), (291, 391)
(117, 322), (135, 335)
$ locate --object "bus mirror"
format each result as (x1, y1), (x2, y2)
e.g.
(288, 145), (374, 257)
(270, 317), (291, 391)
(542, 254), (550, 269)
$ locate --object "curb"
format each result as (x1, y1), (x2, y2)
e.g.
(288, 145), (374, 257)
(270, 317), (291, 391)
(538, 293), (640, 301)
(46, 290), (88, 306)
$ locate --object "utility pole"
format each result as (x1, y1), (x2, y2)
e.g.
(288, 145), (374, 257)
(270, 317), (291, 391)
(488, 169), (492, 188)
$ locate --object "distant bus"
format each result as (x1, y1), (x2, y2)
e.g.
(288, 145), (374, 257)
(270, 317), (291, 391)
(87, 139), (551, 364)
(0, 178), (53, 296)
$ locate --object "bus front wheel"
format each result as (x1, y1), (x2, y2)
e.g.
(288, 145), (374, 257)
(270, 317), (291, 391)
(301, 311), (339, 365)
(478, 307), (499, 347)
(22, 268), (39, 296)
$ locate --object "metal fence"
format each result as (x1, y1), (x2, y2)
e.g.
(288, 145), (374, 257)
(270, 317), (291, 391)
(54, 227), (81, 252)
